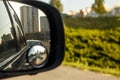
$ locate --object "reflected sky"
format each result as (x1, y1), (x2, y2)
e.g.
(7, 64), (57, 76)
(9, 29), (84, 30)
(29, 45), (46, 56)
(0, 1), (12, 43)
(9, 1), (46, 18)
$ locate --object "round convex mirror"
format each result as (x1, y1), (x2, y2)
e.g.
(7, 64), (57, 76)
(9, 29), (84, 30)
(27, 45), (48, 68)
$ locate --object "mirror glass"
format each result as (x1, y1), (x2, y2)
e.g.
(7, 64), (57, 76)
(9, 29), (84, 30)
(0, 1), (50, 71)
(28, 45), (48, 68)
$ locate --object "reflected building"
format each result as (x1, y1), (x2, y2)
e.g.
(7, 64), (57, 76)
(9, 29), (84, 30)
(40, 16), (49, 33)
(40, 16), (50, 40)
(20, 6), (39, 33)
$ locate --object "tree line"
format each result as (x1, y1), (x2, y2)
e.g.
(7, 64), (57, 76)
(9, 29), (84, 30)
(50, 0), (106, 14)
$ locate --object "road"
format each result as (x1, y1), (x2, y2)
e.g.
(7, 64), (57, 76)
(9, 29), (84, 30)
(4, 66), (120, 80)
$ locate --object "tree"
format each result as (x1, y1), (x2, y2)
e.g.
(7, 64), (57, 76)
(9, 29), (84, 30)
(92, 0), (106, 14)
(50, 0), (63, 13)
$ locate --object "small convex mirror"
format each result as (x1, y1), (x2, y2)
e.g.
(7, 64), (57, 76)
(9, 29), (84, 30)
(28, 45), (48, 68)
(0, 1), (50, 71)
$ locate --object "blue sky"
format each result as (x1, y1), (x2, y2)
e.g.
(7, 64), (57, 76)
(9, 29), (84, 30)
(40, 0), (120, 13)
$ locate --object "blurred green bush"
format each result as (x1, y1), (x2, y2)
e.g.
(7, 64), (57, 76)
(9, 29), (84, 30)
(64, 16), (120, 71)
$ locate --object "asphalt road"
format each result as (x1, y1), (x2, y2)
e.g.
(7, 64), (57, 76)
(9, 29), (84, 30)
(4, 66), (120, 80)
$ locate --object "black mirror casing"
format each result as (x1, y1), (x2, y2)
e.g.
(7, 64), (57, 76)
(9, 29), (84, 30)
(0, 0), (64, 78)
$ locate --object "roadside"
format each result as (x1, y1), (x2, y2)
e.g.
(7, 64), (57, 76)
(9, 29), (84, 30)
(4, 66), (120, 80)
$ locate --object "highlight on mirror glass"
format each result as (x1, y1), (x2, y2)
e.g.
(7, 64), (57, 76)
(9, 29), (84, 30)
(28, 45), (48, 68)
(0, 1), (50, 71)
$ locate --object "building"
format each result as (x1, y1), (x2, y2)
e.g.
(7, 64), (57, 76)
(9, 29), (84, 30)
(67, 10), (80, 17)
(20, 6), (39, 33)
(87, 11), (99, 17)
(40, 16), (49, 33)
(40, 16), (50, 40)
(111, 7), (120, 16)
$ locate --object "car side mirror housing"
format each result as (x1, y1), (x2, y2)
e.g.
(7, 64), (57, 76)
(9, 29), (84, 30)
(0, 0), (64, 78)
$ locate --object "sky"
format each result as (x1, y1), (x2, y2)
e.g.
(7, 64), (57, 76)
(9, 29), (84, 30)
(10, 0), (120, 15)
(39, 0), (120, 13)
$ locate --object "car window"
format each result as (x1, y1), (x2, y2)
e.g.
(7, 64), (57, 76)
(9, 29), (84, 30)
(0, 1), (16, 65)
(6, 1), (26, 49)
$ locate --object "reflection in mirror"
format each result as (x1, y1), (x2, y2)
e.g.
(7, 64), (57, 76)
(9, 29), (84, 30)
(0, 1), (50, 71)
(0, 1), (17, 71)
(10, 2), (50, 50)
(28, 45), (48, 68)
(11, 2), (50, 70)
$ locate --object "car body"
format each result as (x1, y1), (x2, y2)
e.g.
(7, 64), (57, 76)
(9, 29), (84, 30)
(26, 40), (42, 47)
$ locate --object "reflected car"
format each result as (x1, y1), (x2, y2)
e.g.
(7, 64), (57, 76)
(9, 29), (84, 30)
(26, 40), (42, 47)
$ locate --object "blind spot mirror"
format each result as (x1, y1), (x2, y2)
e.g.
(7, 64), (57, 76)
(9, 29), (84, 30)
(27, 45), (48, 68)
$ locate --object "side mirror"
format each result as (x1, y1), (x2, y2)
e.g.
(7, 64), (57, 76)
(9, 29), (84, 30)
(0, 0), (64, 78)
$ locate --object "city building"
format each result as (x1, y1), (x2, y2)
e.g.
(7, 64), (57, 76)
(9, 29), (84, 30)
(20, 6), (39, 33)
(40, 16), (49, 33)
(40, 16), (50, 40)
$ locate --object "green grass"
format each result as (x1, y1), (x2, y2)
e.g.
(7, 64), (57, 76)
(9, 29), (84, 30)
(63, 16), (120, 76)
